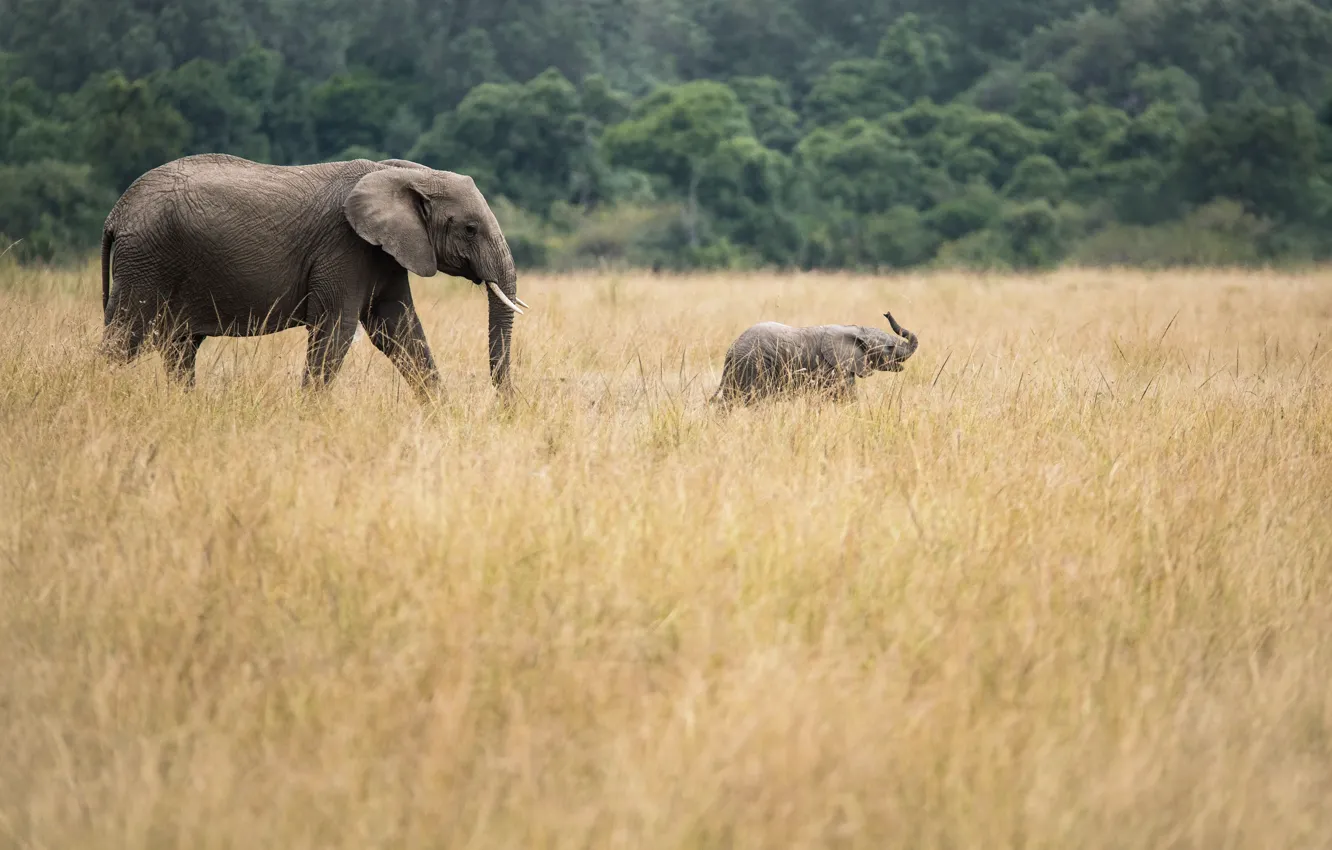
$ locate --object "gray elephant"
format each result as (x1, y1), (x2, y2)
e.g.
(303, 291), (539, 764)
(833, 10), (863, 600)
(99, 153), (527, 396)
(711, 312), (919, 405)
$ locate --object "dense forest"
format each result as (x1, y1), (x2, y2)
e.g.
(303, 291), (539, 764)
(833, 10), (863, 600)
(4, 0), (1332, 271)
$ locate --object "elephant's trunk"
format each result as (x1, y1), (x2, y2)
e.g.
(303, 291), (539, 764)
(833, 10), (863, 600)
(884, 311), (918, 361)
(486, 251), (520, 389)
(898, 325), (918, 360)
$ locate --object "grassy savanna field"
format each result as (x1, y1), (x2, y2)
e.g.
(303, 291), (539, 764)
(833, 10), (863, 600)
(1, 261), (1330, 848)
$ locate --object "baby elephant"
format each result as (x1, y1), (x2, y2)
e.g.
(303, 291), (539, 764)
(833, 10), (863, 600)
(712, 312), (919, 405)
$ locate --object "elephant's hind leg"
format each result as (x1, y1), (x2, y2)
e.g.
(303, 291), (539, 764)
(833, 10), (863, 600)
(99, 320), (147, 365)
(162, 333), (206, 387)
(99, 284), (151, 366)
(100, 240), (177, 367)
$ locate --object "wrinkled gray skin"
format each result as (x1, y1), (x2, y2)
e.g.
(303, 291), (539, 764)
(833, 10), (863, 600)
(99, 154), (521, 396)
(712, 312), (919, 405)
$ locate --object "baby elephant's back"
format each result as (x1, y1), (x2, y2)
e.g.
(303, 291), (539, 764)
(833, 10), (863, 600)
(730, 322), (803, 358)
(726, 321), (823, 377)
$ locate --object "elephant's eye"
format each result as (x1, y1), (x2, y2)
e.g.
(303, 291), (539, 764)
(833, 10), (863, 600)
(465, 222), (479, 237)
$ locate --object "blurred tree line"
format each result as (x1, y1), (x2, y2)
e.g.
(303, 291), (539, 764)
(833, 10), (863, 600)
(4, 0), (1332, 270)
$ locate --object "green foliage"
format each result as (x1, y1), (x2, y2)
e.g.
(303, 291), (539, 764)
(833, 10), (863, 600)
(410, 69), (595, 213)
(934, 229), (1015, 271)
(1004, 155), (1067, 201)
(872, 14), (952, 104)
(579, 75), (632, 130)
(1130, 65), (1205, 125)
(925, 182), (1004, 240)
(999, 199), (1066, 268)
(152, 56), (270, 160)
(66, 71), (190, 191)
(943, 110), (1046, 188)
(1178, 99), (1322, 220)
(309, 70), (398, 159)
(1070, 199), (1274, 267)
(2, 0), (1331, 269)
(863, 206), (942, 268)
(698, 136), (800, 263)
(1011, 72), (1079, 131)
(728, 76), (801, 153)
(802, 59), (907, 128)
(803, 15), (950, 128)
(0, 160), (117, 262)
(798, 119), (935, 214)
(1049, 105), (1131, 170)
(603, 81), (753, 192)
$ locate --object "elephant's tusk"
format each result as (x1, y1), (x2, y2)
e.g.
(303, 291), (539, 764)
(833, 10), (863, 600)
(514, 296), (531, 310)
(486, 281), (524, 315)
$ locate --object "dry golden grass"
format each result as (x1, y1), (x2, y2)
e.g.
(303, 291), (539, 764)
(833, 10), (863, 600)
(1, 261), (1331, 849)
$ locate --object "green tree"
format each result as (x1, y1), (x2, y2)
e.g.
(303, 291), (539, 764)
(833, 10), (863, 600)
(1129, 65), (1204, 124)
(797, 119), (937, 215)
(729, 76), (802, 153)
(1004, 154), (1067, 201)
(802, 14), (950, 128)
(925, 182), (1004, 241)
(862, 206), (942, 268)
(0, 160), (117, 262)
(1048, 104), (1131, 182)
(309, 69), (397, 159)
(802, 59), (906, 128)
(1177, 99), (1322, 220)
(1011, 72), (1078, 131)
(152, 57), (269, 160)
(411, 69), (594, 214)
(603, 80), (754, 245)
(941, 111), (1046, 188)
(67, 71), (190, 191)
(580, 74), (632, 129)
(873, 14), (951, 102)
(698, 135), (800, 264)
(999, 199), (1066, 268)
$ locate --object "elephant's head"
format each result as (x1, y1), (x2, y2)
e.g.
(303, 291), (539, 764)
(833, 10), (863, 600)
(839, 312), (919, 375)
(343, 163), (526, 388)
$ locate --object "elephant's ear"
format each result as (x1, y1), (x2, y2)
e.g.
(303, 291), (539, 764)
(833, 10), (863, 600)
(344, 168), (437, 277)
(821, 329), (873, 377)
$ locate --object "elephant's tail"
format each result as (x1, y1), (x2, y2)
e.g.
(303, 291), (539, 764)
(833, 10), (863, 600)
(100, 226), (114, 315)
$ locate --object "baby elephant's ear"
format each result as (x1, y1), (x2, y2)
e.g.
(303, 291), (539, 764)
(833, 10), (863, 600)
(823, 329), (874, 377)
(851, 330), (887, 376)
(344, 167), (437, 277)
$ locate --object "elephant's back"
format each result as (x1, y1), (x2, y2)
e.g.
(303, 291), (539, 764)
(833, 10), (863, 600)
(113, 156), (373, 214)
(111, 156), (368, 240)
(725, 322), (809, 372)
(733, 321), (806, 353)
(733, 321), (793, 345)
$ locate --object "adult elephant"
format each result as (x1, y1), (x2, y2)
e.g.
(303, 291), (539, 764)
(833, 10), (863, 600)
(99, 154), (527, 396)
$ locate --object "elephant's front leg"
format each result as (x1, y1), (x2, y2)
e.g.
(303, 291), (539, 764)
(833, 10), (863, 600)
(363, 289), (441, 400)
(302, 312), (359, 390)
(830, 371), (858, 403)
(836, 375), (857, 402)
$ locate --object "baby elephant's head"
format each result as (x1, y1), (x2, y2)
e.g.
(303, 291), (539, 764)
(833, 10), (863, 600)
(860, 312), (919, 372)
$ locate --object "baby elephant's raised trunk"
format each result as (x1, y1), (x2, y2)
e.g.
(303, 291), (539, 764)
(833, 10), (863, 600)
(884, 312), (918, 362)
